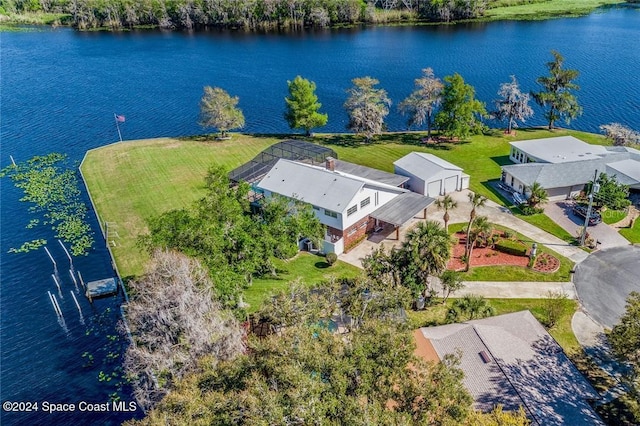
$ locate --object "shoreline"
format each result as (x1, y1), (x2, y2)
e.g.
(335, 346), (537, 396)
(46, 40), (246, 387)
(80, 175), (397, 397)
(1, 0), (630, 32)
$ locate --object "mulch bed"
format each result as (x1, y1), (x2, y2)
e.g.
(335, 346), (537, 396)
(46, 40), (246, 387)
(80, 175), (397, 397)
(532, 253), (560, 273)
(448, 232), (529, 271)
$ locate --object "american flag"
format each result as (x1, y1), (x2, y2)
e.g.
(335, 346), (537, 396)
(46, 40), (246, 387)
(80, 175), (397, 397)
(115, 114), (125, 123)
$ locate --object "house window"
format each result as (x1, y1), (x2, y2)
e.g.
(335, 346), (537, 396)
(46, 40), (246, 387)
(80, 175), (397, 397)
(324, 209), (337, 218)
(360, 197), (370, 208)
(374, 191), (379, 206)
(510, 176), (514, 186)
(312, 205), (320, 211)
(347, 228), (357, 236)
(359, 221), (368, 229)
(347, 205), (358, 217)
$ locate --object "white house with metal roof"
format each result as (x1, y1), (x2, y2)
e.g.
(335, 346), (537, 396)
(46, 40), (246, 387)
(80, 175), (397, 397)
(257, 158), (434, 254)
(502, 137), (640, 200)
(393, 152), (470, 198)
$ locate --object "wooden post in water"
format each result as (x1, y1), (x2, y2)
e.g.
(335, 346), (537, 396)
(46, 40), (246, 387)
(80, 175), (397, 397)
(52, 294), (63, 317)
(70, 291), (82, 316)
(69, 269), (78, 286)
(44, 247), (57, 270)
(10, 155), (16, 166)
(51, 274), (61, 293)
(58, 240), (73, 268)
(77, 271), (85, 290)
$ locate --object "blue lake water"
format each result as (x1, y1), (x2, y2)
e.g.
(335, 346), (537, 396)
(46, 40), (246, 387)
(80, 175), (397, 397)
(1, 5), (639, 424)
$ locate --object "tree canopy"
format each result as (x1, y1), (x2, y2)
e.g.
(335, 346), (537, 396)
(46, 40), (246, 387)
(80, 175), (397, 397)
(399, 67), (443, 138)
(284, 75), (328, 135)
(435, 73), (487, 139)
(493, 75), (533, 134)
(344, 76), (391, 142)
(600, 123), (640, 147)
(199, 86), (245, 138)
(124, 250), (245, 410)
(532, 50), (581, 130)
(608, 291), (640, 422)
(591, 172), (631, 210)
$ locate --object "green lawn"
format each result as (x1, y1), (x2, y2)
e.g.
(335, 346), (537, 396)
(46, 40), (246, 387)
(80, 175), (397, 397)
(80, 135), (280, 278)
(484, 0), (625, 21)
(601, 209), (628, 225)
(245, 252), (361, 312)
(448, 222), (574, 282)
(407, 298), (580, 352)
(619, 216), (640, 244)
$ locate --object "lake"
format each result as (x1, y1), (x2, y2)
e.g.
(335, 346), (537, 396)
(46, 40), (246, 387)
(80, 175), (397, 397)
(1, 5), (639, 424)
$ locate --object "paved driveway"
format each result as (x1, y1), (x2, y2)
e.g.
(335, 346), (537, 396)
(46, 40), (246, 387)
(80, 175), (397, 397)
(574, 246), (640, 328)
(544, 201), (629, 249)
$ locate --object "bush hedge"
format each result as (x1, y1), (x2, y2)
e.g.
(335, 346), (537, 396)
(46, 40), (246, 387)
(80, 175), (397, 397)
(495, 239), (528, 257)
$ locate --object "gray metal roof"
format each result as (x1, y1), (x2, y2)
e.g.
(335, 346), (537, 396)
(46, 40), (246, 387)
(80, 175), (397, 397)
(333, 159), (409, 187)
(510, 136), (609, 163)
(502, 159), (605, 189)
(420, 311), (603, 425)
(257, 159), (364, 212)
(394, 152), (463, 182)
(369, 192), (435, 227)
(606, 159), (640, 187)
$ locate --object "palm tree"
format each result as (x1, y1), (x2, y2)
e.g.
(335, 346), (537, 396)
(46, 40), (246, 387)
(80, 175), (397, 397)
(465, 216), (492, 272)
(446, 294), (495, 323)
(435, 194), (458, 233)
(402, 220), (452, 298)
(526, 181), (548, 209)
(465, 192), (488, 258)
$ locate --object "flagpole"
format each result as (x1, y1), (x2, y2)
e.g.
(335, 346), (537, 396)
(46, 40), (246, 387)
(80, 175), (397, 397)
(114, 113), (123, 142)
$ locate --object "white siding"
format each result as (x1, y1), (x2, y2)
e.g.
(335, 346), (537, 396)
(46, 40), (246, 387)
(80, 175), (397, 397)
(427, 180), (441, 197)
(342, 186), (398, 229)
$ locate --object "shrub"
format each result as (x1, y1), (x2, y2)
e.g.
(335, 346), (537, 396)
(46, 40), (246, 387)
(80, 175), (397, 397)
(494, 239), (528, 257)
(520, 205), (544, 216)
(325, 252), (337, 266)
(502, 230), (513, 239)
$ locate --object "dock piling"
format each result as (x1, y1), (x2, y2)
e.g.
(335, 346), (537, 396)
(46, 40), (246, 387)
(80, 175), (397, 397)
(44, 246), (57, 270)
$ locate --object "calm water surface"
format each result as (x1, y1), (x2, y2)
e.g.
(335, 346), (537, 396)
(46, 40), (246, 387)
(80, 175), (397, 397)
(1, 6), (639, 424)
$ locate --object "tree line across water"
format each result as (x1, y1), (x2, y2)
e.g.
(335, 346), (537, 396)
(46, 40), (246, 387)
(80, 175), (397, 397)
(1, 0), (523, 30)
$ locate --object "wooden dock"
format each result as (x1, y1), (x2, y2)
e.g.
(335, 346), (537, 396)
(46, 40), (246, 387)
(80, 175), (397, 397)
(85, 277), (118, 299)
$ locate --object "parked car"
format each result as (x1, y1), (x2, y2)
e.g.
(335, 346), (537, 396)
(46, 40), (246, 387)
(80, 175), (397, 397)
(572, 205), (602, 226)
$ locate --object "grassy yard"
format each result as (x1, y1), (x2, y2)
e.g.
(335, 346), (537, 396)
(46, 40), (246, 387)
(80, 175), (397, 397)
(448, 222), (574, 282)
(407, 298), (580, 352)
(80, 135), (280, 277)
(484, 0), (626, 21)
(81, 129), (602, 278)
(245, 252), (361, 312)
(619, 216), (640, 244)
(601, 208), (628, 225)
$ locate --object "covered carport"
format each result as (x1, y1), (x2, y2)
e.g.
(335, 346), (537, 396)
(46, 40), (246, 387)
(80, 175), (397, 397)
(370, 192), (435, 240)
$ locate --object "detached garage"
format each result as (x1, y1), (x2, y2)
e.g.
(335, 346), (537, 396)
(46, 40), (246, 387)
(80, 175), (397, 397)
(394, 152), (469, 198)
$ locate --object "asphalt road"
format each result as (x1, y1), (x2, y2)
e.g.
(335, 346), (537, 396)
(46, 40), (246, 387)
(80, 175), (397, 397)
(574, 246), (640, 328)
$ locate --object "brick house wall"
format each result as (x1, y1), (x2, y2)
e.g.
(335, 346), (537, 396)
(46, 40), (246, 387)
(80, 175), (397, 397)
(343, 215), (375, 252)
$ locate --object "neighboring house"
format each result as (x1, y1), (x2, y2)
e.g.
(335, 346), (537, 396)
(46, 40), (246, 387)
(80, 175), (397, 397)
(257, 157), (434, 255)
(502, 137), (640, 200)
(394, 152), (470, 198)
(417, 311), (603, 425)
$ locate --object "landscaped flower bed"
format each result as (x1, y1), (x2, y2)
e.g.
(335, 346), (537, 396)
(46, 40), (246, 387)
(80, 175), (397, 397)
(532, 253), (560, 273)
(448, 231), (530, 271)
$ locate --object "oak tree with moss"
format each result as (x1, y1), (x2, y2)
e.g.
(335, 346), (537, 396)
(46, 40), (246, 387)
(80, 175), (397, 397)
(199, 86), (245, 138)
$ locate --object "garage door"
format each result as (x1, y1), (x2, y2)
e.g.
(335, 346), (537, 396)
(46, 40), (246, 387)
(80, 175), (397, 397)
(427, 180), (441, 197)
(444, 175), (458, 194)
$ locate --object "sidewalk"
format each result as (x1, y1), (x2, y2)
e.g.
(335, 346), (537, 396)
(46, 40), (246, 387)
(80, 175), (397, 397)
(455, 281), (576, 299)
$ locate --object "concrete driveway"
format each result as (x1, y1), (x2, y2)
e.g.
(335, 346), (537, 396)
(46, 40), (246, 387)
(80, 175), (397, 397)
(544, 201), (629, 250)
(574, 246), (640, 328)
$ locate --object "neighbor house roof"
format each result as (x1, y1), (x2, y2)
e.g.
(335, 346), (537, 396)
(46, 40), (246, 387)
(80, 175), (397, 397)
(394, 152), (463, 182)
(257, 159), (365, 212)
(510, 136), (608, 163)
(333, 159), (409, 187)
(502, 159), (605, 189)
(419, 311), (602, 425)
(606, 159), (640, 187)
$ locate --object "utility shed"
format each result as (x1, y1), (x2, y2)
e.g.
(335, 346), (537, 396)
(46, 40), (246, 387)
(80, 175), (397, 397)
(394, 152), (469, 197)
(86, 277), (118, 299)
